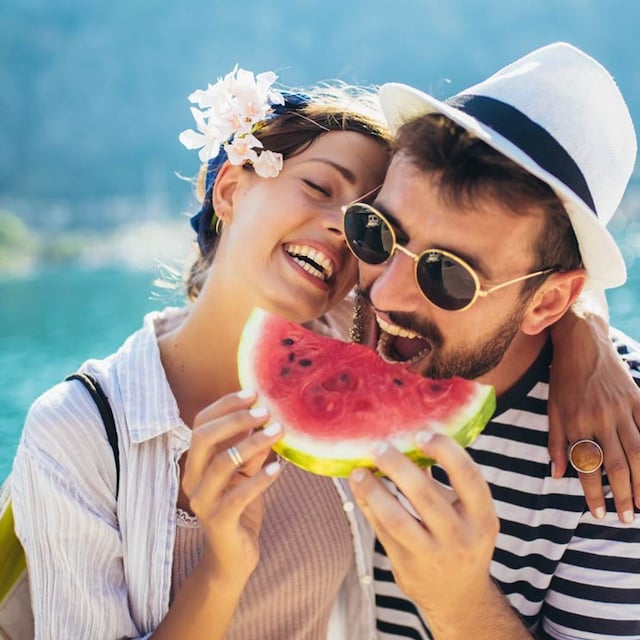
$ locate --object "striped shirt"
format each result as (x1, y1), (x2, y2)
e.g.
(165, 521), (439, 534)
(374, 329), (640, 639)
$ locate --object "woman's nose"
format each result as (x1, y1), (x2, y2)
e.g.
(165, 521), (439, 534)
(321, 204), (346, 237)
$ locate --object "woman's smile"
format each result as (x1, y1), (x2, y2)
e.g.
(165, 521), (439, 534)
(283, 242), (336, 282)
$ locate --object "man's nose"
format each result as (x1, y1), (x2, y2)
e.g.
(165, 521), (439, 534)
(367, 250), (420, 311)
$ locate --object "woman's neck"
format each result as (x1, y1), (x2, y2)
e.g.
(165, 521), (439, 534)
(158, 284), (253, 428)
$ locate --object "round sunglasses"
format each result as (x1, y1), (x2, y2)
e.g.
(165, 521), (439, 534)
(342, 202), (557, 312)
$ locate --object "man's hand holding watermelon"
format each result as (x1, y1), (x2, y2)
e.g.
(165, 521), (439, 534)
(349, 433), (507, 639)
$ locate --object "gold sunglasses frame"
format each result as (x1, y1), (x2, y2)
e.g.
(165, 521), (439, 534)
(341, 202), (557, 312)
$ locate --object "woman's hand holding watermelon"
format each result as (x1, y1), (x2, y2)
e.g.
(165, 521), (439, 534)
(181, 391), (283, 583)
(349, 433), (534, 639)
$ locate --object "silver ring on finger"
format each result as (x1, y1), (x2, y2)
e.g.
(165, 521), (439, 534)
(568, 439), (604, 474)
(227, 445), (244, 469)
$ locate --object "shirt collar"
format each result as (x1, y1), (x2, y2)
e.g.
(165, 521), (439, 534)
(494, 338), (552, 416)
(114, 307), (191, 444)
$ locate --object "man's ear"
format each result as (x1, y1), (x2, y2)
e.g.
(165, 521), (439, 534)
(211, 162), (245, 223)
(521, 270), (587, 335)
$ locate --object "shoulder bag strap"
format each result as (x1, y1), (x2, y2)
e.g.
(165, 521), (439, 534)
(64, 373), (120, 500)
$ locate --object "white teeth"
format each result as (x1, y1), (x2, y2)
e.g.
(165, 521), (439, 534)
(284, 244), (335, 281)
(375, 315), (431, 364)
(291, 257), (324, 280)
(376, 316), (419, 339)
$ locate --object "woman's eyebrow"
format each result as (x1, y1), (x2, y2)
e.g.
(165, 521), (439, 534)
(305, 158), (357, 184)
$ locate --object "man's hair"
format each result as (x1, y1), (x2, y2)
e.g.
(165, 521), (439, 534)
(393, 114), (582, 291)
(186, 85), (391, 300)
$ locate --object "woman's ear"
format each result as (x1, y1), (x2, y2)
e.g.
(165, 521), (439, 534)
(211, 162), (245, 223)
(521, 270), (587, 335)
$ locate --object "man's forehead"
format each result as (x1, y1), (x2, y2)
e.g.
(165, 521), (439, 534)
(379, 155), (545, 228)
(375, 158), (448, 233)
(376, 158), (543, 276)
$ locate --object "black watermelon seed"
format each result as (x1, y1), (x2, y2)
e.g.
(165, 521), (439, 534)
(281, 338), (295, 346)
(299, 359), (312, 367)
(393, 378), (403, 386)
(280, 367), (291, 376)
(288, 352), (296, 362)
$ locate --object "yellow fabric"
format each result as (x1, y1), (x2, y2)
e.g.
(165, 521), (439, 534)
(0, 489), (27, 604)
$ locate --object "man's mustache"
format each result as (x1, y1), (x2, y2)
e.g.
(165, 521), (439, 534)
(356, 285), (444, 348)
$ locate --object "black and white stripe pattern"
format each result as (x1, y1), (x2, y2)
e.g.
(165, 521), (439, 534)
(374, 329), (640, 639)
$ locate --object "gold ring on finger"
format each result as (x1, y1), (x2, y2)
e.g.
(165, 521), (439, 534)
(227, 445), (244, 469)
(568, 439), (604, 474)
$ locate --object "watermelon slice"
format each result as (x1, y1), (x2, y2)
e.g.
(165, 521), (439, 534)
(237, 308), (496, 477)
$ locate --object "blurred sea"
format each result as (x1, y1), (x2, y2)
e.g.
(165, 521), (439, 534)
(1, 260), (639, 481)
(0, 266), (181, 479)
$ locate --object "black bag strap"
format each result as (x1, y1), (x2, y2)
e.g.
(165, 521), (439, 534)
(64, 372), (120, 500)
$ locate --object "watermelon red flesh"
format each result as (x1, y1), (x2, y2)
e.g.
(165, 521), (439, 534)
(238, 308), (496, 477)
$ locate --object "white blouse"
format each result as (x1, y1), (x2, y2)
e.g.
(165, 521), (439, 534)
(11, 306), (378, 639)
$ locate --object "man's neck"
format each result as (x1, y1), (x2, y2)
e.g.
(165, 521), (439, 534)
(475, 330), (549, 397)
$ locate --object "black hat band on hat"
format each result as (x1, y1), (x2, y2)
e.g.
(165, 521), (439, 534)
(446, 94), (597, 216)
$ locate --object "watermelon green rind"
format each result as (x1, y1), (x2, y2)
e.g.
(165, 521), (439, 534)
(237, 307), (496, 478)
(271, 383), (495, 477)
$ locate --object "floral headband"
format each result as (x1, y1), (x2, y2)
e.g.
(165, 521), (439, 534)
(179, 65), (287, 177)
(179, 66), (308, 252)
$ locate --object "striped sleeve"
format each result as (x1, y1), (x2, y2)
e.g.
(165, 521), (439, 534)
(542, 518), (640, 638)
(542, 329), (640, 637)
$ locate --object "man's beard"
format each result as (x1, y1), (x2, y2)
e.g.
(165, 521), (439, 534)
(352, 286), (525, 380)
(420, 310), (523, 379)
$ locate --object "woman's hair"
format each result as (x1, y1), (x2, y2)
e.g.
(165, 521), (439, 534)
(185, 84), (391, 300)
(393, 114), (582, 293)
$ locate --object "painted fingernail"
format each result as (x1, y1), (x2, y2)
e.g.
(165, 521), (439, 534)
(351, 468), (366, 483)
(264, 461), (281, 476)
(595, 507), (605, 520)
(415, 431), (433, 446)
(237, 389), (255, 400)
(249, 407), (269, 419)
(262, 422), (282, 437)
(374, 441), (389, 457)
(622, 510), (635, 524)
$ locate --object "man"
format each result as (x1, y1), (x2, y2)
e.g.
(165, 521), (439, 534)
(344, 42), (640, 638)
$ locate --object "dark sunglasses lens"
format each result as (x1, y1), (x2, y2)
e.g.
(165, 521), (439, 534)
(344, 205), (394, 264)
(416, 252), (477, 311)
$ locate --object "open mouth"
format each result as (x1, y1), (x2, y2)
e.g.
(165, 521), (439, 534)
(376, 315), (432, 364)
(284, 244), (335, 283)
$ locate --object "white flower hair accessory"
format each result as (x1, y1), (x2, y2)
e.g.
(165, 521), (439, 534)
(179, 66), (286, 178)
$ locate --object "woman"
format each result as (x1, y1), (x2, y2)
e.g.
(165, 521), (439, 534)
(12, 68), (389, 639)
(11, 67), (639, 639)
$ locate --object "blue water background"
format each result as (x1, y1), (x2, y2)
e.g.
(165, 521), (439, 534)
(0, 267), (182, 479)
(1, 259), (638, 480)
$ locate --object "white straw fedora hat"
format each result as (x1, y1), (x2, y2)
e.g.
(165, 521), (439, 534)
(379, 42), (637, 289)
